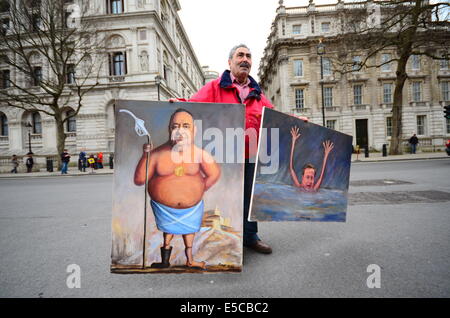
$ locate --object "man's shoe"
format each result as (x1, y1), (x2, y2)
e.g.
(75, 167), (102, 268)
(245, 240), (272, 254)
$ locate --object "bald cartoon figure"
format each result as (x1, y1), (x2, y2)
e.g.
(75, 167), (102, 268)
(289, 126), (334, 192)
(134, 108), (221, 269)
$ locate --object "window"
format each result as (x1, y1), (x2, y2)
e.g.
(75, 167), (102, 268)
(417, 115), (426, 136)
(1, 18), (9, 35)
(323, 58), (332, 76)
(386, 117), (392, 137)
(321, 22), (330, 33)
(66, 110), (76, 132)
(352, 56), (361, 71)
(32, 67), (42, 86)
(412, 82), (421, 102)
(66, 64), (75, 84)
(139, 29), (147, 41)
(293, 60), (303, 77)
(442, 81), (449, 101)
(292, 24), (301, 35)
(0, 70), (10, 89)
(111, 52), (126, 76)
(411, 55), (420, 70)
(324, 87), (333, 107)
(381, 53), (391, 72)
(31, 14), (41, 32)
(383, 83), (393, 104)
(326, 120), (336, 130)
(295, 89), (304, 109)
(0, 1), (10, 13)
(32, 112), (42, 134)
(0, 113), (8, 136)
(354, 85), (363, 105)
(108, 0), (124, 14)
(26, 0), (42, 8)
(447, 118), (450, 134)
(440, 59), (449, 70)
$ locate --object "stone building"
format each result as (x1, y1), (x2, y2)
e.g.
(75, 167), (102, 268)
(258, 0), (450, 152)
(0, 0), (212, 170)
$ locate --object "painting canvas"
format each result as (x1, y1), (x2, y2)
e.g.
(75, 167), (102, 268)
(249, 108), (353, 222)
(111, 100), (245, 273)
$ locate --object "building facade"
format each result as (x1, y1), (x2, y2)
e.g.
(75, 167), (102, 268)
(259, 0), (450, 152)
(0, 0), (211, 170)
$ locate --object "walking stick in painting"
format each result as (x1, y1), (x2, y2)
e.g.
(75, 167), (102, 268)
(118, 109), (153, 269)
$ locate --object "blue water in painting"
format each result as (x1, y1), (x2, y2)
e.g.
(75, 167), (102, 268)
(251, 182), (348, 222)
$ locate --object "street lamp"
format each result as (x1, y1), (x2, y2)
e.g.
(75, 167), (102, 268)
(317, 39), (326, 127)
(25, 122), (33, 155)
(155, 75), (162, 101)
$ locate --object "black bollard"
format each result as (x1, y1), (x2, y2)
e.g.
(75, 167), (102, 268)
(46, 159), (53, 172)
(364, 147), (369, 158)
(382, 144), (387, 157)
(109, 154), (114, 169)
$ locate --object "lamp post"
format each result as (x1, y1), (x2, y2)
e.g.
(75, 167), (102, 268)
(155, 75), (161, 101)
(317, 40), (326, 127)
(25, 122), (33, 155)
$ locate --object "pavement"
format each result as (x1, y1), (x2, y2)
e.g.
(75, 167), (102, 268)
(1, 159), (449, 297)
(0, 152), (448, 178)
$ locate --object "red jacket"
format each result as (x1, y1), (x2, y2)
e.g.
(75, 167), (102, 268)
(189, 70), (274, 158)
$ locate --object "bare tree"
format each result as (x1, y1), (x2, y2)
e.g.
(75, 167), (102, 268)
(0, 0), (104, 166)
(333, 0), (449, 155)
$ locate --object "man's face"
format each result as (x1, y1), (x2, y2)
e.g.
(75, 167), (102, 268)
(169, 112), (195, 148)
(301, 168), (316, 189)
(228, 47), (252, 81)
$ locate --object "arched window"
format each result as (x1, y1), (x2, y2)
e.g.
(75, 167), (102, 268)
(32, 112), (42, 134)
(66, 110), (76, 132)
(0, 113), (8, 136)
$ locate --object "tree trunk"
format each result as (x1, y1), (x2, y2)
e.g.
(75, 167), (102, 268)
(389, 55), (409, 155)
(55, 112), (66, 170)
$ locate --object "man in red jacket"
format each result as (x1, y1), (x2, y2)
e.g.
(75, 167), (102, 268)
(186, 44), (274, 254)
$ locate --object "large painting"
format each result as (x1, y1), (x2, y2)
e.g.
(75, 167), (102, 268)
(111, 100), (245, 273)
(249, 108), (353, 222)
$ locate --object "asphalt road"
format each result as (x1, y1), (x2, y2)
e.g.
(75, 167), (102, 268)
(0, 159), (449, 298)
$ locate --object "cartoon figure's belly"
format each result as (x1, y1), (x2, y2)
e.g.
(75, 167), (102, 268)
(148, 173), (205, 209)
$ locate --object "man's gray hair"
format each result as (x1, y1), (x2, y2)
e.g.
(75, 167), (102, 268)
(229, 44), (251, 60)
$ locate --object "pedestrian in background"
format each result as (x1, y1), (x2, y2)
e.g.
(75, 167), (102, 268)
(97, 152), (104, 169)
(409, 134), (419, 154)
(61, 149), (70, 174)
(26, 153), (34, 173)
(10, 155), (19, 173)
(88, 154), (96, 173)
(78, 150), (87, 172)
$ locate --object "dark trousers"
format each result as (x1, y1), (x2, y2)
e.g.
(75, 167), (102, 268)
(243, 161), (259, 245)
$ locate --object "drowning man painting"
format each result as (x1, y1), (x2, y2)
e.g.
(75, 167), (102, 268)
(133, 108), (221, 269)
(249, 108), (352, 223)
(289, 126), (334, 192)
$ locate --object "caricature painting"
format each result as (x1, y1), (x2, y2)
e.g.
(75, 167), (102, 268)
(111, 100), (245, 273)
(249, 108), (353, 222)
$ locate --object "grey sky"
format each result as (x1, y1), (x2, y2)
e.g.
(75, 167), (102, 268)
(178, 0), (331, 82)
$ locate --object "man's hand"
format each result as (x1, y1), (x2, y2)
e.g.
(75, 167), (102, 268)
(143, 143), (153, 153)
(323, 140), (334, 157)
(290, 126), (301, 143)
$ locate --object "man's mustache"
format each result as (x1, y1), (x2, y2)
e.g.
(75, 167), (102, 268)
(239, 62), (251, 68)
